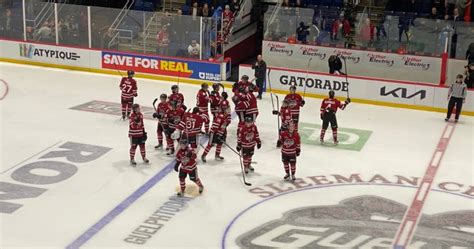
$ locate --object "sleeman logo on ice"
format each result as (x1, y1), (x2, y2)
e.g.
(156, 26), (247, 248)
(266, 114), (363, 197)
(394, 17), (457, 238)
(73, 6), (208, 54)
(19, 44), (34, 58)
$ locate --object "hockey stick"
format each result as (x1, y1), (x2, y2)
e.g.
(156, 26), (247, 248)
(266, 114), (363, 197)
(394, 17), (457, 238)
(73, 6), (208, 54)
(219, 140), (251, 186)
(303, 58), (312, 100)
(267, 68), (275, 111)
(342, 56), (350, 98)
(112, 63), (124, 77)
(275, 95), (281, 131)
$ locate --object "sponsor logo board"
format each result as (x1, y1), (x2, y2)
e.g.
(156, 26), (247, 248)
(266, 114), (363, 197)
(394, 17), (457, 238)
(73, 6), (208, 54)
(101, 52), (221, 80)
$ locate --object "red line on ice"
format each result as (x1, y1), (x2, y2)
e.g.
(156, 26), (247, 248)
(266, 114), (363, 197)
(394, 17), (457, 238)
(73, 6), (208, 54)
(392, 123), (456, 248)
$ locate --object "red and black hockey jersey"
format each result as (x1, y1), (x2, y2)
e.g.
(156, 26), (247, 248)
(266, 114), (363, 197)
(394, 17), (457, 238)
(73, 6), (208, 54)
(120, 77), (137, 99)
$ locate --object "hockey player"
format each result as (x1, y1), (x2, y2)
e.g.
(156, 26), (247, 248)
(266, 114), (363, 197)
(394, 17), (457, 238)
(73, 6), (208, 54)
(246, 84), (259, 121)
(169, 85), (186, 110)
(153, 94), (170, 149)
(284, 85), (305, 129)
(196, 83), (210, 133)
(233, 86), (250, 122)
(174, 141), (204, 196)
(129, 104), (149, 166)
(201, 106), (231, 162)
(209, 83), (222, 119)
(237, 116), (261, 174)
(119, 70), (137, 120)
(280, 122), (301, 181)
(273, 99), (293, 148)
(164, 101), (185, 155)
(174, 107), (206, 149)
(220, 91), (230, 112)
(232, 75), (251, 94)
(320, 90), (351, 144)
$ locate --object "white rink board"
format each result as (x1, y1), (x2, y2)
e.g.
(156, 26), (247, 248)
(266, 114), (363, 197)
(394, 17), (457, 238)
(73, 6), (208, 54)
(239, 64), (474, 113)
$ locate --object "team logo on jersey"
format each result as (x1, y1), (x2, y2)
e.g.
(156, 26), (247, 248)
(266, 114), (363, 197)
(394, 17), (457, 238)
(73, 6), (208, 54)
(235, 195), (474, 248)
(283, 139), (295, 147)
(245, 132), (255, 141)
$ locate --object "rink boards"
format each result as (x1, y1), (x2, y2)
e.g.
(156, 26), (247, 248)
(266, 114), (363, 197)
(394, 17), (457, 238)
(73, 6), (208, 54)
(239, 65), (474, 116)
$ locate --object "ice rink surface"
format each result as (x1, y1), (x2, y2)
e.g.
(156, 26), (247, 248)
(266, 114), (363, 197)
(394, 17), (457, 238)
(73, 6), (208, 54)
(0, 62), (473, 249)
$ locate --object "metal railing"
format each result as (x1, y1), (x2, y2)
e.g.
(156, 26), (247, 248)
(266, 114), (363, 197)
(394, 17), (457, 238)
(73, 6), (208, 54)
(107, 0), (136, 48)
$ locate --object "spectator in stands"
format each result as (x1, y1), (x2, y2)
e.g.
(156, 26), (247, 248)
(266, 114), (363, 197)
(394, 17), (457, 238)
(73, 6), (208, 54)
(34, 21), (53, 42)
(223, 5), (234, 28)
(331, 15), (350, 40)
(295, 0), (306, 8)
(230, 0), (240, 14)
(459, 0), (472, 22)
(101, 28), (118, 50)
(328, 55), (344, 75)
(376, 16), (387, 41)
(464, 63), (474, 88)
(360, 18), (375, 44)
(188, 39), (200, 58)
(430, 6), (440, 19)
(282, 0), (290, 7)
(467, 43), (474, 64)
(202, 3), (212, 17)
(398, 13), (411, 42)
(452, 7), (463, 21)
(190, 2), (202, 18)
(156, 25), (170, 55)
(296, 21), (310, 44)
(0, 9), (13, 38)
(444, 0), (456, 15)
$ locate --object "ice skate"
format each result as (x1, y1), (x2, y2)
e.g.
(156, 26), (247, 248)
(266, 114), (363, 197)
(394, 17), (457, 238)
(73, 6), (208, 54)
(154, 143), (163, 149)
(215, 154), (224, 161)
(143, 157), (149, 164)
(284, 174), (290, 180)
(130, 159), (137, 166)
(249, 165), (255, 172)
(201, 155), (207, 163)
(199, 186), (204, 194)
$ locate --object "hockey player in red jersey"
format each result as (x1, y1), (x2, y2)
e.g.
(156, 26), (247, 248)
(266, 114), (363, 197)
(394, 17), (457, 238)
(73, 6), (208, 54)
(196, 83), (210, 133)
(174, 107), (206, 149)
(164, 101), (185, 155)
(232, 75), (251, 94)
(201, 106), (231, 162)
(209, 83), (222, 119)
(220, 91), (230, 112)
(153, 94), (170, 149)
(174, 141), (204, 196)
(246, 84), (259, 121)
(320, 90), (351, 144)
(119, 70), (137, 120)
(284, 85), (305, 129)
(237, 116), (261, 174)
(273, 99), (293, 147)
(279, 122), (301, 181)
(233, 86), (250, 122)
(169, 85), (186, 110)
(129, 104), (149, 166)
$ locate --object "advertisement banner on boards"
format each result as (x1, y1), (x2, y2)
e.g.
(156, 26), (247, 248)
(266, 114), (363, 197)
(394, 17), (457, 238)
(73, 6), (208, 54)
(101, 51), (222, 81)
(262, 41), (442, 84)
(0, 40), (93, 67)
(238, 65), (464, 110)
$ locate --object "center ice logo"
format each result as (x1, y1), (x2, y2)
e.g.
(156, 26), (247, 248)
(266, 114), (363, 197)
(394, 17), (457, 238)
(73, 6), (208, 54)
(235, 195), (474, 248)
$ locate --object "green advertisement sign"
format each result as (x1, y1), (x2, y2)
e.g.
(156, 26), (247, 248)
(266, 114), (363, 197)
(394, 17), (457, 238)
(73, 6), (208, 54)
(298, 122), (372, 151)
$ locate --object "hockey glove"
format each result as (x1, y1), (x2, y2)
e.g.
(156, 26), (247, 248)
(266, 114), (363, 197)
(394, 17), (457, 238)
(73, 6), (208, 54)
(143, 132), (148, 142)
(301, 100), (305, 106)
(345, 98), (351, 104)
(153, 112), (159, 119)
(171, 130), (181, 140)
(134, 93), (138, 97)
(257, 141), (262, 149)
(272, 110), (279, 115)
(320, 112), (324, 120)
(296, 149), (301, 157)
(174, 162), (179, 172)
(236, 143), (242, 152)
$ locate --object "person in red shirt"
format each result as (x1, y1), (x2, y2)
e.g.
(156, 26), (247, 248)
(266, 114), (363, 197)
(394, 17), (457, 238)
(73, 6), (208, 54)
(156, 25), (170, 55)
(284, 85), (305, 129)
(233, 86), (250, 122)
(237, 116), (261, 174)
(119, 70), (137, 120)
(196, 83), (210, 133)
(174, 107), (206, 149)
(320, 90), (351, 144)
(246, 84), (259, 121)
(174, 141), (204, 196)
(201, 106), (231, 162)
(273, 99), (293, 148)
(232, 75), (251, 94)
(153, 94), (170, 149)
(164, 101), (185, 155)
(129, 104), (149, 166)
(169, 85), (186, 110)
(209, 83), (222, 119)
(280, 122), (300, 181)
(220, 91), (230, 116)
